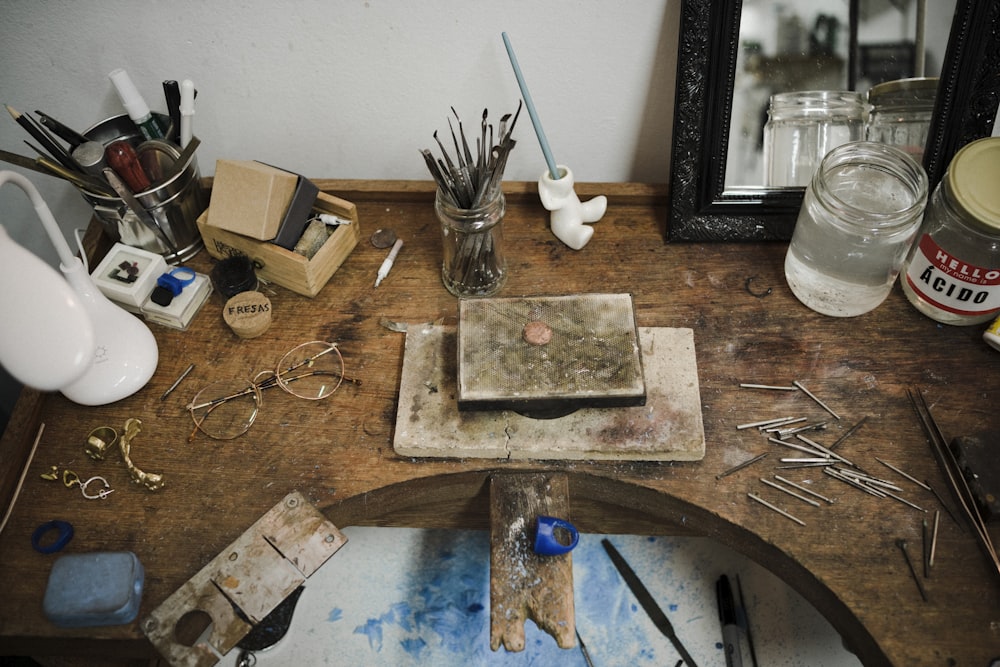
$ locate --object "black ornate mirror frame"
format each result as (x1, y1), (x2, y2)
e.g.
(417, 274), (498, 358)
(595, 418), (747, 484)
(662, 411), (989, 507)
(666, 0), (1000, 242)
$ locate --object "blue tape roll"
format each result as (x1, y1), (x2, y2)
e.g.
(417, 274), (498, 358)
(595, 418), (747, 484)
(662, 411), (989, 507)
(32, 520), (74, 554)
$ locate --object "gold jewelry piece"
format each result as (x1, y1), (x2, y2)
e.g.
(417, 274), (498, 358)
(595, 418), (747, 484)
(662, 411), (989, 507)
(40, 466), (59, 481)
(120, 418), (164, 491)
(85, 426), (119, 461)
(62, 469), (81, 488)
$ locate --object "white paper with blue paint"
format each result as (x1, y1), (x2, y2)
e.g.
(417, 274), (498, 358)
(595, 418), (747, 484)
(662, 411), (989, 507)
(219, 528), (863, 666)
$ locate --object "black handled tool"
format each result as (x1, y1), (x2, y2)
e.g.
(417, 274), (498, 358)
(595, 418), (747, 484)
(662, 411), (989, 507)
(601, 538), (699, 667)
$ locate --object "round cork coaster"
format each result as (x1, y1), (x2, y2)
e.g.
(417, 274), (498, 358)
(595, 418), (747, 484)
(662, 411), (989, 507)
(223, 291), (272, 339)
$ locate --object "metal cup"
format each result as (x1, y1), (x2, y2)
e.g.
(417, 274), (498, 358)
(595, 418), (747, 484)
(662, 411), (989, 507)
(79, 113), (206, 264)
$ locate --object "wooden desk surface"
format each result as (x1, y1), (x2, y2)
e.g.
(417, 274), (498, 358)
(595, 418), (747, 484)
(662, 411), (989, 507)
(1, 180), (999, 666)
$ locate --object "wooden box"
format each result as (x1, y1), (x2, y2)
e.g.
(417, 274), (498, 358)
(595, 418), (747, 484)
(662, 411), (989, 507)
(197, 191), (360, 298)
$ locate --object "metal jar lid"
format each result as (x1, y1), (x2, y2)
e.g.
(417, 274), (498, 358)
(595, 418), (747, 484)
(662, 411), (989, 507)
(947, 137), (1000, 234)
(867, 77), (939, 110)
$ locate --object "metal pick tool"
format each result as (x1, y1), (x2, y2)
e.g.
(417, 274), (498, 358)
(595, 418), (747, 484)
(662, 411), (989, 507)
(601, 539), (699, 666)
(370, 228), (397, 249)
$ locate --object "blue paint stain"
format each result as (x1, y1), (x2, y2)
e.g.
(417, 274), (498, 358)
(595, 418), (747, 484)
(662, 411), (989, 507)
(354, 617), (385, 651)
(350, 531), (494, 661)
(326, 608), (342, 622)
(669, 603), (678, 612)
(400, 636), (427, 657)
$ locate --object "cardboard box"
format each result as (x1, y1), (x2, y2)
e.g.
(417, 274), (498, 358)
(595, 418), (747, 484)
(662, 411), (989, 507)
(272, 175), (319, 250)
(197, 191), (360, 298)
(208, 160), (300, 240)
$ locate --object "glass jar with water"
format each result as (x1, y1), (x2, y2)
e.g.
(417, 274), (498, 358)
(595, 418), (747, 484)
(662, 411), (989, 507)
(784, 141), (928, 317)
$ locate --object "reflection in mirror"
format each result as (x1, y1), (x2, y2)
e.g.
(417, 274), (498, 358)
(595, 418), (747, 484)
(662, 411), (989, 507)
(666, 0), (1000, 242)
(726, 0), (955, 189)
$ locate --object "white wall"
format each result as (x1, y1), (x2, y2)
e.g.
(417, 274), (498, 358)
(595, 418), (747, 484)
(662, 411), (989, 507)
(0, 0), (679, 267)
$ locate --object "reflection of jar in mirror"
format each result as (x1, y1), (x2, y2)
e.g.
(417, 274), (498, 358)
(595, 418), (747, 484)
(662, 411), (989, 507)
(901, 137), (1000, 325)
(866, 77), (938, 163)
(763, 91), (864, 187)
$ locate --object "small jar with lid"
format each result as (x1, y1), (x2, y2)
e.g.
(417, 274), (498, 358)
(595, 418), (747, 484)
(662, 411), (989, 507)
(901, 137), (1000, 325)
(763, 91), (865, 187)
(866, 77), (938, 162)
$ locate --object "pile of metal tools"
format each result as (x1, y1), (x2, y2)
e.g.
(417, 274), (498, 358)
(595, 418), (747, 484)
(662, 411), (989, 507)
(719, 381), (1000, 602)
(421, 105), (521, 291)
(421, 103), (521, 210)
(908, 387), (1000, 580)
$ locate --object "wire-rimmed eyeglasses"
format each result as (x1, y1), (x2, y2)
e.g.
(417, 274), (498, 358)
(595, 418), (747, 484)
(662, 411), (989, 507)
(186, 341), (355, 440)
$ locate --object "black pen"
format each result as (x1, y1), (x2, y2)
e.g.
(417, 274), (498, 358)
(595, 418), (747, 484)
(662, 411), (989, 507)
(163, 80), (181, 141)
(716, 575), (743, 667)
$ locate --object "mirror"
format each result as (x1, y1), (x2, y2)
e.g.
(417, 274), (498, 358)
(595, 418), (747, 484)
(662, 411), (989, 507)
(727, 1), (955, 189)
(666, 0), (1000, 241)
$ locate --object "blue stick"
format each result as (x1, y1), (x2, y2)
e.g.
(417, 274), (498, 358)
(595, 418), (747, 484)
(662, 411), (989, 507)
(502, 32), (560, 180)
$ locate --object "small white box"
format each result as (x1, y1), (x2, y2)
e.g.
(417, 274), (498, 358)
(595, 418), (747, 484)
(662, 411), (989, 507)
(141, 272), (212, 331)
(91, 243), (167, 311)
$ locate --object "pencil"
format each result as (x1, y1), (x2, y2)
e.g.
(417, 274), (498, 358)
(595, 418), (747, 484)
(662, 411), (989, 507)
(5, 104), (79, 172)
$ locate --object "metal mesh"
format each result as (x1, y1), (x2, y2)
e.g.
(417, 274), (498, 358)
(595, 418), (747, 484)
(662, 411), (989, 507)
(457, 294), (646, 409)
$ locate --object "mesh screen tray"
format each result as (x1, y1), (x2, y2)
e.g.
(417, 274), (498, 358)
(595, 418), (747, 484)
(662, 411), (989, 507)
(457, 293), (646, 412)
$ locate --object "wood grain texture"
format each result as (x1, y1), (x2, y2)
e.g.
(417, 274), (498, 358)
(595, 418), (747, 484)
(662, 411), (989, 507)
(0, 180), (998, 666)
(489, 473), (574, 652)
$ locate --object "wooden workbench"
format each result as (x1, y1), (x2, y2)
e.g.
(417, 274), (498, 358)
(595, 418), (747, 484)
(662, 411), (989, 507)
(1, 180), (998, 666)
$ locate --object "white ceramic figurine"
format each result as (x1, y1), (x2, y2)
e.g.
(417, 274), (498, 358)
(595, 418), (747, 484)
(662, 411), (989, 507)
(538, 165), (607, 250)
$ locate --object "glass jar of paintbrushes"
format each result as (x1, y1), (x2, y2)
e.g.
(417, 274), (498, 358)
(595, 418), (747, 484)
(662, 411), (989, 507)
(437, 188), (507, 297)
(421, 104), (521, 298)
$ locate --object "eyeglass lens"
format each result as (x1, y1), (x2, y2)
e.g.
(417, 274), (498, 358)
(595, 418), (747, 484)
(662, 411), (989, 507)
(188, 342), (344, 440)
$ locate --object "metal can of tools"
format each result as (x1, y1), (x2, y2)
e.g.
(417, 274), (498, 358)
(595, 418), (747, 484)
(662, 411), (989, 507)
(901, 137), (1000, 325)
(436, 188), (507, 298)
(785, 141), (928, 317)
(763, 91), (865, 187)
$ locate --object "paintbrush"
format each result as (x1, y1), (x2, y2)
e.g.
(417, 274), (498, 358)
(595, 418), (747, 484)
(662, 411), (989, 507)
(5, 104), (79, 172)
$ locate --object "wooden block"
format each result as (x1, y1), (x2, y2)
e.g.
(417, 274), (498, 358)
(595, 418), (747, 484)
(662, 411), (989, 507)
(489, 473), (575, 652)
(197, 191), (360, 298)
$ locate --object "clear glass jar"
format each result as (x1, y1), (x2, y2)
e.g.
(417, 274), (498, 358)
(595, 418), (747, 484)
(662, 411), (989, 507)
(436, 188), (507, 298)
(901, 137), (1000, 325)
(866, 77), (938, 162)
(763, 91), (865, 187)
(785, 141), (928, 317)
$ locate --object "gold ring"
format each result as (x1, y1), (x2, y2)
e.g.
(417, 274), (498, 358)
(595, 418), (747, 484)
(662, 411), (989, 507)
(85, 426), (118, 461)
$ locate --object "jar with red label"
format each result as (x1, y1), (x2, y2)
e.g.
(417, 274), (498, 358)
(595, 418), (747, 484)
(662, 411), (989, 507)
(901, 137), (1000, 325)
